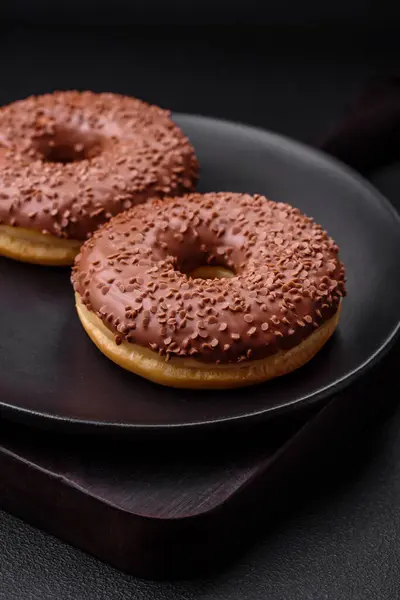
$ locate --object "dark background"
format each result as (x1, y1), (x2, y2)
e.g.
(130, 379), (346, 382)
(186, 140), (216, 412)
(2, 3), (400, 599)
(0, 0), (398, 22)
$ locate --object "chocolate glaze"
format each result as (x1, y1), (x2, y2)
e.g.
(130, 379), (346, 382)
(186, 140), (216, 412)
(72, 193), (346, 364)
(0, 91), (198, 240)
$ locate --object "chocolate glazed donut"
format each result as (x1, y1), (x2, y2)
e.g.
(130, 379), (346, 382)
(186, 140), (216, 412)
(0, 91), (198, 265)
(72, 193), (346, 389)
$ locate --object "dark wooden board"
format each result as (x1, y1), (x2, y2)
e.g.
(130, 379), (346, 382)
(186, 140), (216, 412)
(0, 344), (397, 580)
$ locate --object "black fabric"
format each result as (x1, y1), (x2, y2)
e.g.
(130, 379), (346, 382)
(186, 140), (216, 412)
(1, 24), (400, 600)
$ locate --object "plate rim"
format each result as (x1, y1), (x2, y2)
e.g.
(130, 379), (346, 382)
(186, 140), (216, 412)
(2, 113), (400, 434)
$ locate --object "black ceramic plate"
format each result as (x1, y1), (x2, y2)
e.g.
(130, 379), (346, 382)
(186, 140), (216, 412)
(1, 114), (400, 434)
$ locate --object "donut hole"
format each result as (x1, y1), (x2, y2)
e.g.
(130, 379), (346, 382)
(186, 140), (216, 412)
(189, 265), (235, 279)
(35, 128), (104, 164)
(176, 254), (236, 279)
(43, 141), (102, 163)
(168, 238), (237, 280)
